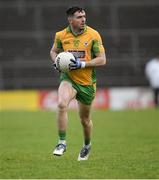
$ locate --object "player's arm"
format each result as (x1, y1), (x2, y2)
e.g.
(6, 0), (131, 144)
(70, 52), (106, 70)
(50, 46), (60, 63)
(86, 32), (106, 67)
(85, 52), (106, 67)
(50, 32), (63, 63)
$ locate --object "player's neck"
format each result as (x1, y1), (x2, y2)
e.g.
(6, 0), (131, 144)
(70, 25), (84, 36)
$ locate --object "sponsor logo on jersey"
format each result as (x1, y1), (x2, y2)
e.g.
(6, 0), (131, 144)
(63, 40), (70, 44)
(68, 50), (85, 58)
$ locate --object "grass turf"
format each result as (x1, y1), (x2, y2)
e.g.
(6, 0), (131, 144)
(0, 109), (159, 178)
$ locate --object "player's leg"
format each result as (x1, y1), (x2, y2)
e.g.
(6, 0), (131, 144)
(77, 101), (93, 161)
(156, 88), (159, 107)
(154, 88), (158, 107)
(53, 81), (77, 156)
(57, 81), (76, 132)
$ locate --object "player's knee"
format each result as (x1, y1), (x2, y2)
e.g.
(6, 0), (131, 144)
(81, 118), (92, 127)
(58, 101), (67, 111)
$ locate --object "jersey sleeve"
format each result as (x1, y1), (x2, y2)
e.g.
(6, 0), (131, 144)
(53, 32), (63, 49)
(92, 32), (105, 56)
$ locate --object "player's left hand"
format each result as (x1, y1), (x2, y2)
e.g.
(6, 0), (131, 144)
(69, 58), (86, 70)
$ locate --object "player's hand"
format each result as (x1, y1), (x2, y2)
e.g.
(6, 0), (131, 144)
(53, 62), (60, 72)
(69, 58), (86, 70)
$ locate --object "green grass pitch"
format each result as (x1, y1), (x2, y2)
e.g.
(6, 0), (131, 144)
(0, 109), (159, 178)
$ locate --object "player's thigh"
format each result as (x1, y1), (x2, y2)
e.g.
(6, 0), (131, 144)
(78, 101), (92, 120)
(58, 81), (77, 106)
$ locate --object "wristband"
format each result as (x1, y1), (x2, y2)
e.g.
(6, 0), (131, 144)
(81, 61), (86, 68)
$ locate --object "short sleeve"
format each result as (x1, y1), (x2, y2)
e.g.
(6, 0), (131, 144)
(92, 32), (105, 56)
(53, 33), (63, 49)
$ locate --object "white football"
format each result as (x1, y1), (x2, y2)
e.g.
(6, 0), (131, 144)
(55, 52), (75, 72)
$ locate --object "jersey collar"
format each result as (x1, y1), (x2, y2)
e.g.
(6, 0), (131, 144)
(66, 25), (87, 36)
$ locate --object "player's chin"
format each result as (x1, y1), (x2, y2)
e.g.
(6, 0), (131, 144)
(80, 24), (85, 30)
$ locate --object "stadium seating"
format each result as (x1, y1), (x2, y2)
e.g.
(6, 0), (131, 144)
(0, 0), (159, 89)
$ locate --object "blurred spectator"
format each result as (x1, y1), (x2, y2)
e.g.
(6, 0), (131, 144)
(145, 54), (159, 107)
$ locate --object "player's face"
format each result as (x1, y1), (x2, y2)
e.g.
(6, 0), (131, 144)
(70, 10), (86, 30)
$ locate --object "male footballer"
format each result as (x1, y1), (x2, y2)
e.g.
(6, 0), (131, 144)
(50, 6), (106, 161)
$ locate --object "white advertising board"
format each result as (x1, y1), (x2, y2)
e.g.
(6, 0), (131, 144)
(109, 87), (154, 110)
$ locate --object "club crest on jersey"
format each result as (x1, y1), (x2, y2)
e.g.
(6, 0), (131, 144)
(84, 42), (88, 46)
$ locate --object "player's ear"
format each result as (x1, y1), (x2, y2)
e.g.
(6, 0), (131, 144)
(68, 17), (72, 24)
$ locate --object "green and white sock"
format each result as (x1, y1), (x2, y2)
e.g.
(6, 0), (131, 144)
(84, 139), (91, 147)
(58, 130), (66, 144)
(58, 130), (66, 140)
(58, 140), (66, 145)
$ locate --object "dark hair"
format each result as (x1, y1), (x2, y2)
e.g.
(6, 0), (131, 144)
(66, 6), (84, 17)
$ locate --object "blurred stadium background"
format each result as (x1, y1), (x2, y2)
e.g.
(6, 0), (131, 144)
(0, 0), (159, 110)
(1, 0), (159, 88)
(0, 0), (159, 178)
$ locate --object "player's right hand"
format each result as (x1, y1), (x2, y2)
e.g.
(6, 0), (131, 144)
(53, 63), (60, 72)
